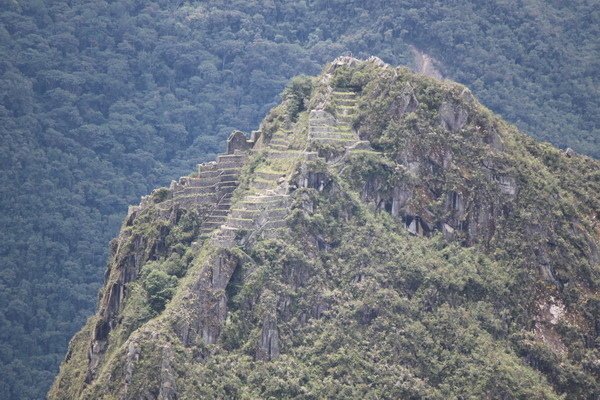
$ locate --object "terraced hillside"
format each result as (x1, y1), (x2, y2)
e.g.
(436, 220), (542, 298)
(50, 58), (599, 400)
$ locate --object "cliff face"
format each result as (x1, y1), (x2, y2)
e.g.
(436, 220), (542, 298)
(50, 57), (599, 400)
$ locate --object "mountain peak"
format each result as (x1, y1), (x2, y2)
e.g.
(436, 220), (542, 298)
(50, 58), (599, 400)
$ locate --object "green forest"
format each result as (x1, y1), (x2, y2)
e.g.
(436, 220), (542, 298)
(0, 1), (598, 398)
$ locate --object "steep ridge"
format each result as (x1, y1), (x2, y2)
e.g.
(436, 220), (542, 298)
(50, 57), (599, 400)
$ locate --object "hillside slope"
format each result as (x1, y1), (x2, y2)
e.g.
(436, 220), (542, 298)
(50, 58), (599, 400)
(2, 2), (599, 397)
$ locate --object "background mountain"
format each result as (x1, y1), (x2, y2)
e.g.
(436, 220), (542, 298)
(0, 1), (598, 398)
(50, 57), (599, 399)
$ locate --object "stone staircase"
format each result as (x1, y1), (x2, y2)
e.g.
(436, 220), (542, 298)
(268, 129), (292, 151)
(170, 151), (246, 211)
(189, 152), (247, 238)
(211, 128), (317, 246)
(308, 90), (360, 147)
(175, 89), (376, 248)
(147, 131), (255, 241)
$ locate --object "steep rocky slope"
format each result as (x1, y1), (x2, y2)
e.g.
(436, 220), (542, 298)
(50, 58), (599, 399)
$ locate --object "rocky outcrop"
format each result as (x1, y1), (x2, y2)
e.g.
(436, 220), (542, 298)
(172, 251), (239, 347)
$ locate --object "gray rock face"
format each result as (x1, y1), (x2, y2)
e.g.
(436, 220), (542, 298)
(87, 231), (161, 383)
(498, 175), (517, 196)
(390, 186), (412, 218)
(172, 251), (239, 347)
(439, 101), (469, 132)
(485, 128), (505, 151)
(256, 318), (280, 361)
(442, 223), (455, 240)
(158, 344), (177, 400)
(447, 191), (465, 217)
(391, 84), (419, 119)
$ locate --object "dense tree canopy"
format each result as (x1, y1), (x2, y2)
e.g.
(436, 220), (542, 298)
(0, 1), (597, 398)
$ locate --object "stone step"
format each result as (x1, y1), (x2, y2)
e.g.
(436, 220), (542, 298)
(270, 144), (288, 151)
(218, 154), (246, 163)
(256, 171), (286, 181)
(309, 125), (334, 132)
(334, 99), (357, 107)
(217, 202), (232, 210)
(202, 221), (224, 229)
(230, 209), (261, 219)
(173, 191), (217, 200)
(225, 218), (255, 230)
(206, 219), (226, 227)
(219, 175), (241, 184)
(175, 186), (216, 196)
(174, 198), (218, 208)
(334, 98), (358, 105)
(211, 209), (229, 217)
(309, 118), (335, 126)
(311, 137), (358, 145)
(337, 113), (356, 120)
(271, 132), (290, 138)
(206, 215), (227, 223)
(216, 161), (245, 169)
(181, 176), (202, 185)
(186, 179), (220, 188)
(242, 197), (289, 210)
(217, 174), (241, 184)
(332, 91), (358, 98)
(261, 208), (288, 220)
(270, 141), (289, 148)
(309, 129), (356, 136)
(220, 185), (237, 194)
(220, 180), (239, 188)
(212, 168), (243, 177)
(198, 168), (220, 178)
(241, 200), (289, 210)
(268, 150), (305, 159)
(252, 178), (279, 189)
(260, 165), (289, 175)
(310, 124), (351, 132)
(310, 134), (357, 141)
(245, 194), (289, 201)
(268, 150), (318, 160)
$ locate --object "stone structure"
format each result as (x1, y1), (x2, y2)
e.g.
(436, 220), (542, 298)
(227, 130), (254, 154)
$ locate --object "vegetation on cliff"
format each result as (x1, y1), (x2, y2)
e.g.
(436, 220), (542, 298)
(50, 59), (599, 399)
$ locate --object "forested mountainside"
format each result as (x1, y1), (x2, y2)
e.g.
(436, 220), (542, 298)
(50, 58), (599, 400)
(1, 1), (598, 398)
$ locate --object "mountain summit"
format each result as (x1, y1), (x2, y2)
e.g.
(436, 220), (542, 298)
(50, 57), (599, 399)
